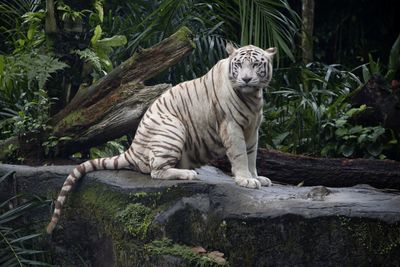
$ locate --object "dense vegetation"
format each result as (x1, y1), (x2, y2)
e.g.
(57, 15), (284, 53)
(1, 0), (399, 162)
(1, 0), (398, 163)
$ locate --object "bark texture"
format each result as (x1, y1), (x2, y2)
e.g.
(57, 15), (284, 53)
(301, 0), (315, 64)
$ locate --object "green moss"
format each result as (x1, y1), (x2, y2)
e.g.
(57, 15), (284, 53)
(74, 183), (127, 217)
(63, 183), (230, 265)
(54, 109), (86, 133)
(117, 203), (153, 240)
(173, 26), (196, 49)
(129, 187), (194, 208)
(65, 184), (158, 265)
(129, 191), (162, 208)
(66, 183), (131, 243)
(146, 238), (226, 267)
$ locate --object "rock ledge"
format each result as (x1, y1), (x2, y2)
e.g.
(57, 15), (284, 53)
(1, 164), (399, 266)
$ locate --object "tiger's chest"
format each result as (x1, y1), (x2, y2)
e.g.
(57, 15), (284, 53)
(180, 107), (261, 168)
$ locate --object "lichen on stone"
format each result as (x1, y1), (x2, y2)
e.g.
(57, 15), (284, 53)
(338, 216), (400, 255)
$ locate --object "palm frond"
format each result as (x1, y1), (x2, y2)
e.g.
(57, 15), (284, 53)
(0, 172), (52, 266)
(237, 0), (300, 62)
(104, 0), (298, 81)
(0, 0), (41, 38)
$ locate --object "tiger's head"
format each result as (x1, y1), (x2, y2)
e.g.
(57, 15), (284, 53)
(226, 44), (276, 94)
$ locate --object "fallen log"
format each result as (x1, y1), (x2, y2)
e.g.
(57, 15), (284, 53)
(212, 149), (400, 189)
(51, 27), (195, 155)
(55, 83), (171, 156)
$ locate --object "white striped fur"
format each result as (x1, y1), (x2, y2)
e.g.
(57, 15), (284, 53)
(47, 44), (276, 234)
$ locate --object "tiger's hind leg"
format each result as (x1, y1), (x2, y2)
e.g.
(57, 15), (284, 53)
(147, 123), (198, 181)
(149, 146), (198, 180)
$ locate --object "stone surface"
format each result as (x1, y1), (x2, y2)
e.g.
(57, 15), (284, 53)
(1, 163), (400, 266)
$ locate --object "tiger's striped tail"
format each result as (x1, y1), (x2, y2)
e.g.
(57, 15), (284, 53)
(46, 152), (132, 234)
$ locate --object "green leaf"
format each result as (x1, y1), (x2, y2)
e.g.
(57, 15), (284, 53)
(362, 64), (371, 82)
(345, 105), (366, 117)
(386, 33), (400, 81)
(357, 133), (368, 144)
(73, 48), (102, 72)
(59, 136), (72, 141)
(334, 118), (347, 127)
(90, 147), (102, 159)
(0, 54), (4, 73)
(368, 53), (381, 75)
(91, 25), (102, 46)
(388, 138), (398, 145)
(379, 154), (387, 160)
(321, 144), (336, 157)
(99, 57), (113, 72)
(94, 1), (104, 23)
(27, 24), (35, 40)
(0, 171), (14, 184)
(349, 125), (363, 134)
(367, 143), (383, 157)
(368, 127), (385, 142)
(340, 144), (354, 157)
(335, 128), (348, 137)
(10, 233), (41, 244)
(96, 35), (127, 47)
(272, 132), (290, 146)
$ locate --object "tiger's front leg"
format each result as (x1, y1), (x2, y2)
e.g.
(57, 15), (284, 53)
(222, 122), (262, 189)
(246, 131), (272, 187)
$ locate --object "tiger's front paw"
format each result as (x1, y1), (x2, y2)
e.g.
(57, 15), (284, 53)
(185, 170), (199, 180)
(177, 170), (198, 180)
(256, 176), (272, 187)
(235, 177), (261, 189)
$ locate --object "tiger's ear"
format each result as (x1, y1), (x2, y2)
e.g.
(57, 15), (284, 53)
(226, 43), (237, 56)
(265, 47), (277, 57)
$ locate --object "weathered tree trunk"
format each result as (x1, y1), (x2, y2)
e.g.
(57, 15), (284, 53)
(301, 0), (315, 64)
(212, 149), (400, 189)
(45, 0), (58, 34)
(56, 83), (171, 155)
(52, 27), (195, 155)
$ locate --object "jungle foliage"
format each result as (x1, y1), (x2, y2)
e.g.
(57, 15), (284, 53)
(0, 0), (399, 162)
(0, 171), (51, 266)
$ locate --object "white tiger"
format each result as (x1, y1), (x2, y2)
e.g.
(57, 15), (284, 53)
(47, 44), (276, 234)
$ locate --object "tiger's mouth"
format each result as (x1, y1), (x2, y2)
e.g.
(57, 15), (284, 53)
(236, 85), (263, 94)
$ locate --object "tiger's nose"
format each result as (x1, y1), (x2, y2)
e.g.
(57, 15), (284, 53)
(242, 77), (252, 84)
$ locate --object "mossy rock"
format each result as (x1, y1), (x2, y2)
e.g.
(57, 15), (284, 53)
(1, 164), (399, 266)
(51, 181), (227, 266)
